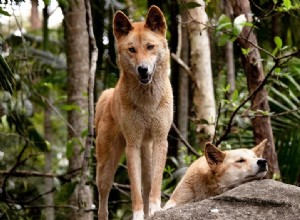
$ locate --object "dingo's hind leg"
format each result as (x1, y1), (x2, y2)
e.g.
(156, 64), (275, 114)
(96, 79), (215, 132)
(97, 136), (125, 220)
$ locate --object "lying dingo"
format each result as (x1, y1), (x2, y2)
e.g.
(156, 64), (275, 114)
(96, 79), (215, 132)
(164, 139), (268, 209)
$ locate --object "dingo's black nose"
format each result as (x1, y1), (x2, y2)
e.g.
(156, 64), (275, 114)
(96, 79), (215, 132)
(257, 159), (267, 167)
(138, 66), (148, 75)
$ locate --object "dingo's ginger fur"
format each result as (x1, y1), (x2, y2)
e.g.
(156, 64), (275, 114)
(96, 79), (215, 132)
(95, 6), (173, 220)
(164, 140), (268, 209)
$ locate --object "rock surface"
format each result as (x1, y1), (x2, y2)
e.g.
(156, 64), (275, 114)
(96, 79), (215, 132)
(151, 179), (300, 220)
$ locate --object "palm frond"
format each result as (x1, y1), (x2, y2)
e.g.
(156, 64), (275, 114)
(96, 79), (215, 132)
(269, 59), (300, 184)
(276, 129), (300, 184)
(0, 54), (15, 94)
(5, 110), (49, 152)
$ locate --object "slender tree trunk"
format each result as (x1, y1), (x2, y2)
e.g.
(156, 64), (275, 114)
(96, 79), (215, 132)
(227, 0), (280, 178)
(226, 41), (235, 98)
(225, 0), (235, 98)
(177, 10), (190, 167)
(64, 1), (93, 219)
(187, 0), (216, 149)
(44, 97), (54, 220)
(43, 4), (54, 220)
(30, 0), (41, 29)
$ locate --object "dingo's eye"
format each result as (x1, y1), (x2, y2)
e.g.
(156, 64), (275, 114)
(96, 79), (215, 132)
(128, 47), (136, 53)
(147, 44), (154, 50)
(235, 158), (245, 163)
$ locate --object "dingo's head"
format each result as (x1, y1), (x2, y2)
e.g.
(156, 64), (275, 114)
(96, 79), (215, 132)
(113, 6), (168, 85)
(205, 139), (268, 190)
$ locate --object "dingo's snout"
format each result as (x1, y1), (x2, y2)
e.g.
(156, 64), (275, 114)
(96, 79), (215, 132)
(257, 159), (268, 172)
(138, 64), (152, 84)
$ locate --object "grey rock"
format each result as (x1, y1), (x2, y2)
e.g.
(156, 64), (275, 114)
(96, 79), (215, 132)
(151, 179), (300, 220)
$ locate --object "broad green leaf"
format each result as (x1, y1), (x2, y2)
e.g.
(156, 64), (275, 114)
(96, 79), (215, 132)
(283, 0), (292, 9)
(274, 36), (283, 49)
(0, 7), (10, 16)
(184, 2), (202, 9)
(218, 33), (231, 46)
(232, 90), (239, 102)
(218, 14), (231, 25)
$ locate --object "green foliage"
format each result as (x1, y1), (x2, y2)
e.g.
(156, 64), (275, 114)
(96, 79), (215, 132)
(0, 6), (10, 16)
(215, 14), (254, 46)
(0, 3), (70, 218)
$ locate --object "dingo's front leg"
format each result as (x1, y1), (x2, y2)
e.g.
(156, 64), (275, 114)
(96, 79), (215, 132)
(149, 139), (168, 216)
(141, 141), (153, 218)
(126, 144), (144, 220)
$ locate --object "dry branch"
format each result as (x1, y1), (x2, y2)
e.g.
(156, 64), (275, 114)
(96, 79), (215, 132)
(171, 53), (194, 80)
(172, 123), (200, 157)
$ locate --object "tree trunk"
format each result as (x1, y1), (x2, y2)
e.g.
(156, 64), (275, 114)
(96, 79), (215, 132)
(226, 41), (235, 98)
(43, 4), (55, 220)
(30, 0), (41, 29)
(227, 0), (280, 178)
(44, 96), (54, 220)
(187, 0), (216, 149)
(177, 10), (190, 167)
(64, 1), (93, 219)
(225, 0), (235, 98)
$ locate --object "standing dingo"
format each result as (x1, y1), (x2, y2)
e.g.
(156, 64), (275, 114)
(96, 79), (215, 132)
(95, 6), (173, 220)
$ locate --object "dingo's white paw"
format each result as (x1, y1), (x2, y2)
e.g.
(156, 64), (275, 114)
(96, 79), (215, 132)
(132, 210), (144, 220)
(163, 199), (177, 210)
(149, 202), (162, 216)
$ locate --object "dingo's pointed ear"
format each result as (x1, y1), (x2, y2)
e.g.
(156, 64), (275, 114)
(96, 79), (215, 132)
(205, 143), (226, 170)
(113, 11), (133, 39)
(252, 139), (267, 158)
(145, 5), (167, 36)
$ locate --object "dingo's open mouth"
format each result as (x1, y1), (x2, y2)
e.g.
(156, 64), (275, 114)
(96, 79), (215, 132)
(139, 73), (152, 84)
